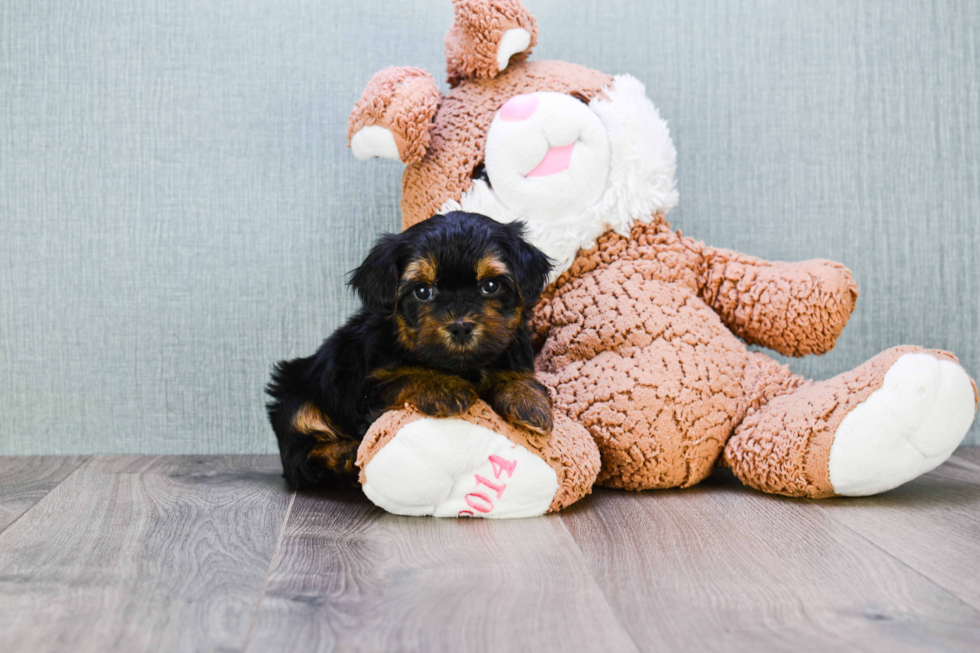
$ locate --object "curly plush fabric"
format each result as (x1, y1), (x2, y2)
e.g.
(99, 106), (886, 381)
(724, 347), (974, 497)
(400, 61), (611, 228)
(357, 401), (600, 513)
(347, 67), (441, 165)
(530, 218), (858, 490)
(445, 0), (538, 87)
(348, 0), (978, 509)
(699, 248), (859, 357)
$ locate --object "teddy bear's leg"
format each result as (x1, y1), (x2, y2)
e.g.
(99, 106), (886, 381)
(724, 346), (978, 498)
(356, 403), (599, 518)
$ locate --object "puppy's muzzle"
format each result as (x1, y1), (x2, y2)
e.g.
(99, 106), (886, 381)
(446, 318), (476, 344)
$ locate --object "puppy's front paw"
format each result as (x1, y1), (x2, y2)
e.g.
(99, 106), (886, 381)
(484, 373), (553, 436)
(372, 367), (480, 418)
(407, 376), (479, 418)
(497, 394), (553, 436)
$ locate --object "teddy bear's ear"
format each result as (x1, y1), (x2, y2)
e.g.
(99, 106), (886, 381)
(347, 67), (442, 165)
(445, 0), (539, 87)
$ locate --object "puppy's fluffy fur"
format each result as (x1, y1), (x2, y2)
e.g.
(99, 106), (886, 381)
(266, 211), (552, 490)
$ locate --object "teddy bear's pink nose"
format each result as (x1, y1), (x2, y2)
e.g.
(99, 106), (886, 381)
(499, 94), (538, 122)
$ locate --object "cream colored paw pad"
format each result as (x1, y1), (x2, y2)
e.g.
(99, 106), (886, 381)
(361, 418), (559, 519)
(829, 353), (977, 496)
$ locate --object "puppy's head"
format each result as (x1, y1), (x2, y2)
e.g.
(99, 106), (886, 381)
(349, 211), (551, 368)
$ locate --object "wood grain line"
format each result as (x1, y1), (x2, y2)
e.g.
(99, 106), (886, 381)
(241, 490), (296, 653)
(0, 456), (89, 534)
(2, 454), (978, 652)
(245, 489), (640, 653)
(560, 474), (980, 653)
(951, 446), (980, 470)
(554, 509), (644, 653)
(0, 455), (292, 653)
(811, 451), (980, 613)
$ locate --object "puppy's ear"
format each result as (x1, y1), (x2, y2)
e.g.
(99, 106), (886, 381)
(348, 233), (403, 315)
(500, 221), (552, 306)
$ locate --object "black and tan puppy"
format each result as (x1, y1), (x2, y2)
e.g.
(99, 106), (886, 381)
(266, 211), (553, 490)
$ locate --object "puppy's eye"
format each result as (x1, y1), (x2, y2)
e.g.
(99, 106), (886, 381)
(413, 285), (432, 301)
(479, 279), (499, 295)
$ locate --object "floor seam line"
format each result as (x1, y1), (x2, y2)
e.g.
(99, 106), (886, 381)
(556, 513), (645, 653)
(240, 489), (296, 653)
(0, 455), (92, 539)
(812, 501), (980, 617)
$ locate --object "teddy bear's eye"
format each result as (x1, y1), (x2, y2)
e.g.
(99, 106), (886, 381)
(471, 162), (492, 189)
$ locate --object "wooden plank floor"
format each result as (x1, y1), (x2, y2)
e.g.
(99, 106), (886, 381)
(0, 451), (978, 652)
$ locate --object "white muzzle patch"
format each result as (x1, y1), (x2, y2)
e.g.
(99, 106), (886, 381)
(485, 92), (611, 220)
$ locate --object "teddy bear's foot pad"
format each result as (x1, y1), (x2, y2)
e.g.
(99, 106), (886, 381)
(361, 417), (560, 518)
(829, 353), (977, 496)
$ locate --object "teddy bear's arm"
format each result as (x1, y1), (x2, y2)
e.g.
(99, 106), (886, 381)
(696, 246), (859, 357)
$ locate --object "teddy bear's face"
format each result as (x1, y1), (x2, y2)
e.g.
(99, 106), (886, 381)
(484, 92), (611, 221)
(442, 75), (679, 279)
(348, 0), (679, 280)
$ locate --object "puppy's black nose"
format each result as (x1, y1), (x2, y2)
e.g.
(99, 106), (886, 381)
(447, 320), (476, 342)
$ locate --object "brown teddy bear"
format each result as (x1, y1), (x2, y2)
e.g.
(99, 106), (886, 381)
(347, 0), (978, 517)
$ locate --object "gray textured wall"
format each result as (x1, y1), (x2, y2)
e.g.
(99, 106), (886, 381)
(1, 0), (978, 454)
